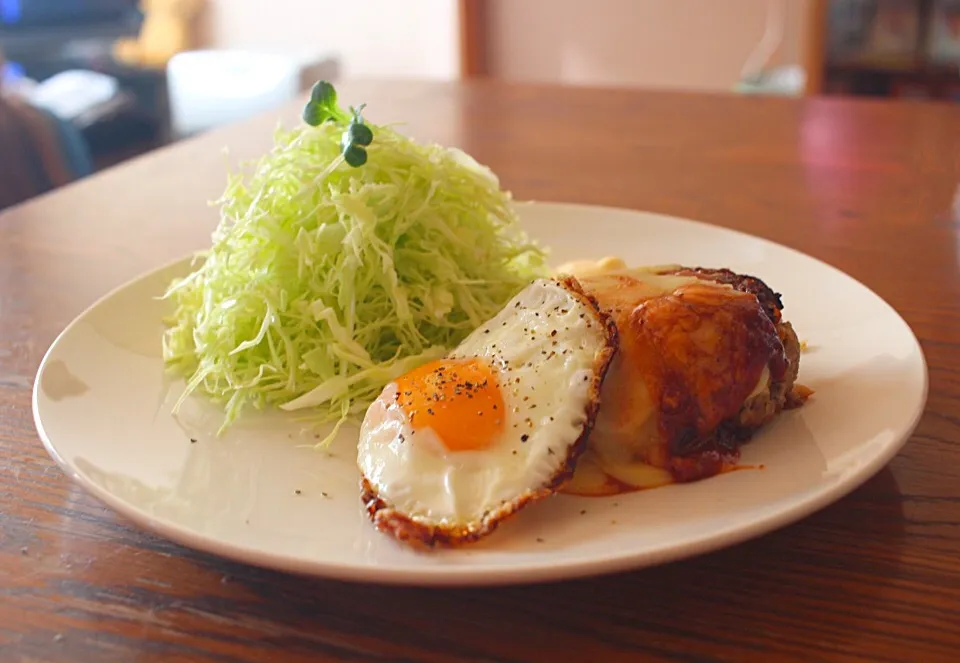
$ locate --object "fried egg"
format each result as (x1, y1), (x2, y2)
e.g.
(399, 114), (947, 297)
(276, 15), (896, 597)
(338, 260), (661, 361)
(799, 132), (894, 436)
(357, 277), (617, 548)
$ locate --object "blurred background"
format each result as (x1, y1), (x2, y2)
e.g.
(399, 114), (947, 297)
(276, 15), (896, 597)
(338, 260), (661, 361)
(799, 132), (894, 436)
(1, 0), (958, 211)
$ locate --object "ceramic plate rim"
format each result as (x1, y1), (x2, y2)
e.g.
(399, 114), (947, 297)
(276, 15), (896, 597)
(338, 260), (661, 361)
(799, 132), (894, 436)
(31, 201), (929, 587)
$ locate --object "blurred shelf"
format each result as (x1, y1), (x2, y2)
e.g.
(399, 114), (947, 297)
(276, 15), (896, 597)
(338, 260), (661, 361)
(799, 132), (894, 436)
(827, 57), (957, 73)
(804, 0), (960, 101)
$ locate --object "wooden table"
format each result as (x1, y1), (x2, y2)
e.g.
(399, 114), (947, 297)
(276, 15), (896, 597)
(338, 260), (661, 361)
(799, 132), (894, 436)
(1, 81), (958, 662)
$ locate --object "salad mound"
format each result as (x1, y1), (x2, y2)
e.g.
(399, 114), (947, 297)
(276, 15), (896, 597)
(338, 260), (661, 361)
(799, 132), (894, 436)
(161, 82), (549, 440)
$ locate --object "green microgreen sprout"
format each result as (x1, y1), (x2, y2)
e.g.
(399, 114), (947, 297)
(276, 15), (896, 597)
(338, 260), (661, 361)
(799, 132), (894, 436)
(302, 81), (373, 168)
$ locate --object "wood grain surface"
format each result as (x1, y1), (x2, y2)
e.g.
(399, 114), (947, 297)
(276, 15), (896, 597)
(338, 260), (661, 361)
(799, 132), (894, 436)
(1, 80), (959, 663)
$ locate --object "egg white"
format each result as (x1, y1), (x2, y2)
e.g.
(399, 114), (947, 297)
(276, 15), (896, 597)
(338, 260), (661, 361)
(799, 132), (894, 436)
(357, 278), (615, 542)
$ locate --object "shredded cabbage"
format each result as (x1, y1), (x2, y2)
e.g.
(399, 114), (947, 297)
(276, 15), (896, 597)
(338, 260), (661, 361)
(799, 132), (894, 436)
(161, 117), (549, 440)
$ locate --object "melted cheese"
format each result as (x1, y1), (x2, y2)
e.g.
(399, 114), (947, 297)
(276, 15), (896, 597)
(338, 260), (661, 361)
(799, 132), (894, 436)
(554, 257), (691, 283)
(554, 256), (628, 278)
(560, 451), (673, 496)
(749, 365), (771, 400)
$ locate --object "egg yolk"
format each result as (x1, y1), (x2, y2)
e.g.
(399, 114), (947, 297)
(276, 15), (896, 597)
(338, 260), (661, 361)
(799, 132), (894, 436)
(393, 358), (505, 452)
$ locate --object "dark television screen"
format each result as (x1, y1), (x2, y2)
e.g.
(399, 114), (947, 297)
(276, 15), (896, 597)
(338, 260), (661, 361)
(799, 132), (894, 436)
(1, 0), (140, 28)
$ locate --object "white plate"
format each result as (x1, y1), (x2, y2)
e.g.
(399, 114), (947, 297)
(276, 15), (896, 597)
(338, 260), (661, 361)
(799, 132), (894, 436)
(32, 202), (927, 586)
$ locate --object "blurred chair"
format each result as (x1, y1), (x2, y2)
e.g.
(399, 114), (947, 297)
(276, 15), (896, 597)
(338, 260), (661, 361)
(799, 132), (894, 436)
(0, 94), (94, 211)
(1, 52), (94, 211)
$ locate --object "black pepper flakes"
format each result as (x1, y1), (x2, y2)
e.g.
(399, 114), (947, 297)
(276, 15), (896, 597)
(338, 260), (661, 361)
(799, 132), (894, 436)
(295, 489), (302, 495)
(189, 438), (197, 444)
(521, 434), (530, 442)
